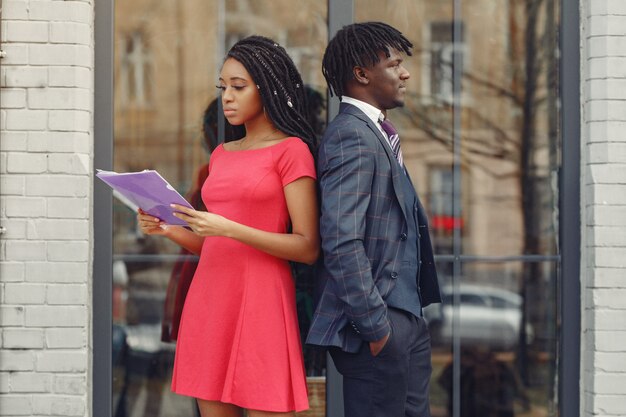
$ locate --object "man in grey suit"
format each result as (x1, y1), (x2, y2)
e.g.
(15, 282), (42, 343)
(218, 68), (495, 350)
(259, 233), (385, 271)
(306, 22), (442, 417)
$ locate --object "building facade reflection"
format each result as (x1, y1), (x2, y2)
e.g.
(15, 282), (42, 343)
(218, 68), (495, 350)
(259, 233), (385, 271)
(112, 1), (559, 416)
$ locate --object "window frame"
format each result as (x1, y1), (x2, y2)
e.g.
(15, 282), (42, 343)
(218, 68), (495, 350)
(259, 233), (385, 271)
(93, 1), (580, 416)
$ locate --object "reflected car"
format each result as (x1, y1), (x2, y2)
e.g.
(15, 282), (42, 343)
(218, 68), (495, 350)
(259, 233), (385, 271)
(424, 284), (534, 350)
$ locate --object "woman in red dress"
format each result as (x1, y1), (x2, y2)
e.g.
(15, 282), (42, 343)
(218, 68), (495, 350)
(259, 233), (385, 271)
(138, 36), (319, 417)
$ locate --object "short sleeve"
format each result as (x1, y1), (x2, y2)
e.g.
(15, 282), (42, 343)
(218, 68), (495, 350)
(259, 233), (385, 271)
(275, 138), (316, 186)
(207, 144), (223, 174)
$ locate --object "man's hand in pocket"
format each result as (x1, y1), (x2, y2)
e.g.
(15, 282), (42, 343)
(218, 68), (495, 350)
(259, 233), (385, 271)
(369, 331), (391, 356)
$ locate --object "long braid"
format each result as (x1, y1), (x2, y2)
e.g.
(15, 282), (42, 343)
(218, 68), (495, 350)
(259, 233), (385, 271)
(226, 36), (318, 155)
(323, 22), (413, 98)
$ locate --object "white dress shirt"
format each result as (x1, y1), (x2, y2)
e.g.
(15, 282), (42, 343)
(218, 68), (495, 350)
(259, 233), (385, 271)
(341, 96), (387, 138)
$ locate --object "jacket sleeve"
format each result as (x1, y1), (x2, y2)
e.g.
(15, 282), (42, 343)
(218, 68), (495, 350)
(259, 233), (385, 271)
(317, 125), (390, 342)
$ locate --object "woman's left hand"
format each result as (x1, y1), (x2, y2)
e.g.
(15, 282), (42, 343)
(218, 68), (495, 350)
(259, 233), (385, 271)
(171, 204), (232, 237)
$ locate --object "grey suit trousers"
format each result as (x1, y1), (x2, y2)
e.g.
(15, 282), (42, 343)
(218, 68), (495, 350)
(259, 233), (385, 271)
(329, 307), (432, 417)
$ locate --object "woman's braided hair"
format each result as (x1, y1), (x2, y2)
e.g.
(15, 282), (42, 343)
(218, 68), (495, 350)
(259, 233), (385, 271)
(322, 22), (413, 98)
(226, 35), (318, 154)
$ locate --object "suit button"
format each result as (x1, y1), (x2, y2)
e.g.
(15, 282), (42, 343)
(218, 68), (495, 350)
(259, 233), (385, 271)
(400, 233), (407, 241)
(391, 272), (398, 278)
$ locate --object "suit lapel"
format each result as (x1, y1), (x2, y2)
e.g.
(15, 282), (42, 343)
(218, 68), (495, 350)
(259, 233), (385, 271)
(339, 103), (410, 222)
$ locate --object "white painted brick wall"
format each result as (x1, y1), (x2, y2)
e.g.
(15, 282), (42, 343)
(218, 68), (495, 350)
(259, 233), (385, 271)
(0, 1), (94, 416)
(3, 21), (49, 43)
(582, 1), (626, 416)
(54, 375), (87, 395)
(46, 328), (86, 349)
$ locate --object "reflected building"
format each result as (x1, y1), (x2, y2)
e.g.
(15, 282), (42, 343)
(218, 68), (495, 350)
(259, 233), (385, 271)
(110, 1), (559, 416)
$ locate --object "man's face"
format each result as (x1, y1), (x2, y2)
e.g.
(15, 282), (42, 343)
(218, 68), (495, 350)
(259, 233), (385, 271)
(363, 48), (410, 110)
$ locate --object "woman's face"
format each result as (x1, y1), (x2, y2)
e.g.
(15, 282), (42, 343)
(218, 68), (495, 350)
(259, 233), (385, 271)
(218, 58), (264, 126)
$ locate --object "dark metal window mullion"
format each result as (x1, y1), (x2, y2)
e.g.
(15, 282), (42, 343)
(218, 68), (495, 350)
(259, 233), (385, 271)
(93, 0), (114, 416)
(559, 0), (581, 416)
(325, 1), (354, 417)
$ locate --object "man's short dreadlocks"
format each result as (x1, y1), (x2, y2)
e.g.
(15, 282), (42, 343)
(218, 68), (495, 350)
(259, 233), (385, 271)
(322, 22), (413, 98)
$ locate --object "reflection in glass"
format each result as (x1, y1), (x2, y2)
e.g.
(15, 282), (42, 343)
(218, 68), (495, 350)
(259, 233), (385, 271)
(425, 261), (557, 417)
(222, 4), (329, 415)
(422, 261), (452, 416)
(356, 1), (560, 416)
(355, 0), (560, 258)
(427, 165), (457, 258)
(458, 0), (560, 258)
(113, 1), (327, 416)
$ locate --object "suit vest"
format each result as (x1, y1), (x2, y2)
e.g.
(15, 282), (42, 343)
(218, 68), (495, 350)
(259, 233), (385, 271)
(384, 169), (423, 318)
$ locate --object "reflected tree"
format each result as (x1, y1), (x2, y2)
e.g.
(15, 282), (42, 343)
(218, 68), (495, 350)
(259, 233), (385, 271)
(397, 0), (559, 391)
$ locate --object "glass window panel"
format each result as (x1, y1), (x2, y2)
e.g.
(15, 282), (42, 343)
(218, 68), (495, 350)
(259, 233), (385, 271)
(355, 1), (459, 257)
(114, 1), (219, 414)
(221, 6), (329, 417)
(430, 261), (558, 417)
(113, 1), (327, 416)
(224, 1), (328, 129)
(462, 261), (557, 417)
(459, 0), (560, 257)
(423, 261), (453, 417)
(354, 1), (560, 416)
(428, 165), (456, 255)
(355, 1), (560, 258)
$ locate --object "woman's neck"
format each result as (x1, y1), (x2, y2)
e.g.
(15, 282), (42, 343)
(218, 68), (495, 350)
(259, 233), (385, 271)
(244, 115), (279, 142)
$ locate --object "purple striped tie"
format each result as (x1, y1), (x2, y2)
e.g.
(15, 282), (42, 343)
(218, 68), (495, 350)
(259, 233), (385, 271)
(380, 119), (404, 166)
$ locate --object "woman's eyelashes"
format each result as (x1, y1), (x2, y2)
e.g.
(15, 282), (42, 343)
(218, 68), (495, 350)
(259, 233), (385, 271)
(216, 84), (245, 92)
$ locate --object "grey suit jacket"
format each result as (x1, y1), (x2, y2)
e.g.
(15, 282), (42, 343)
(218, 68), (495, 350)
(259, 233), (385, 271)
(306, 103), (441, 352)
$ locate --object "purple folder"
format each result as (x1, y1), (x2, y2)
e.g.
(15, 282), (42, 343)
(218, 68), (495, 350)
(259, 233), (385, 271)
(96, 169), (193, 226)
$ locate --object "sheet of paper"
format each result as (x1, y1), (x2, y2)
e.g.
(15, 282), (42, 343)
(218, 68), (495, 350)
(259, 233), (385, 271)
(96, 169), (193, 226)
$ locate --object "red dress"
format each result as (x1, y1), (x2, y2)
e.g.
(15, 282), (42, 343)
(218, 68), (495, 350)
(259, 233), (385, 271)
(171, 137), (314, 412)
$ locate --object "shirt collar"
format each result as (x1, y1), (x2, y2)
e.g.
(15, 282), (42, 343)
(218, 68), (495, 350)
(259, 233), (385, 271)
(341, 96), (384, 125)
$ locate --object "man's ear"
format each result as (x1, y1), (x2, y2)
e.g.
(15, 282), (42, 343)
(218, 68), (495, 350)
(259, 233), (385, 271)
(352, 66), (369, 85)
